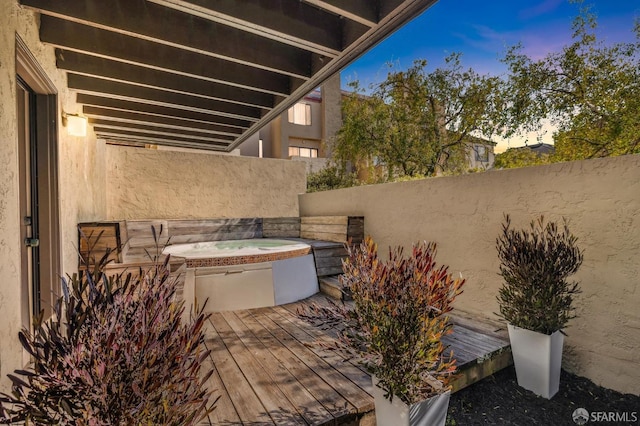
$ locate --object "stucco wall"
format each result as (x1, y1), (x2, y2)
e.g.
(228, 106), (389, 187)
(299, 154), (640, 395)
(0, 3), (107, 390)
(106, 145), (306, 220)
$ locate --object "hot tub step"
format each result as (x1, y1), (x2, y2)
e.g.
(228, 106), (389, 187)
(318, 275), (352, 301)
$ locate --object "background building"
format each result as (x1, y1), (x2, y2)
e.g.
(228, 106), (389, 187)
(240, 74), (341, 174)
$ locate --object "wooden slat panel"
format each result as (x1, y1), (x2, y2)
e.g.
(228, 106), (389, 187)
(313, 247), (348, 258)
(300, 231), (347, 243)
(314, 256), (344, 268)
(169, 231), (262, 244)
(262, 217), (301, 238)
(78, 222), (121, 264)
(301, 216), (349, 225)
(301, 224), (348, 234)
(316, 266), (345, 276)
(263, 217), (301, 225)
(125, 220), (169, 238)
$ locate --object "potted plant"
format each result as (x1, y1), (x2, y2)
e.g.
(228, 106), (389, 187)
(496, 215), (583, 399)
(301, 237), (465, 426)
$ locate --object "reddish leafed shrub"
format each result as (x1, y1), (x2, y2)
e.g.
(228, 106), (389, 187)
(0, 229), (216, 425)
(301, 237), (465, 404)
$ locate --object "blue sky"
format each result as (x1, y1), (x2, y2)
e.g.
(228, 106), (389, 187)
(340, 0), (639, 150)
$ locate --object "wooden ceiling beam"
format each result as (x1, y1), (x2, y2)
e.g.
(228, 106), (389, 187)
(77, 94), (253, 129)
(302, 0), (379, 27)
(147, 0), (368, 56)
(40, 17), (297, 96)
(90, 119), (236, 144)
(22, 0), (317, 79)
(226, 0), (438, 151)
(57, 50), (275, 110)
(68, 74), (263, 122)
(97, 133), (230, 151)
(82, 106), (244, 137)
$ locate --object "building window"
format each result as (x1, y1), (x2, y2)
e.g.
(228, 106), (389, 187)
(289, 146), (318, 158)
(475, 145), (489, 162)
(287, 103), (311, 125)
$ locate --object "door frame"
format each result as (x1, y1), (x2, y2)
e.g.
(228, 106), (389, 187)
(16, 35), (61, 325)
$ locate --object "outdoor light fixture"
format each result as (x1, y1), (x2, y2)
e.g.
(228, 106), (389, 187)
(62, 112), (87, 137)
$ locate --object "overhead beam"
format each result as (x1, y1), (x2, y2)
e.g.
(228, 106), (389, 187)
(57, 50), (275, 109)
(227, 0), (438, 152)
(83, 106), (244, 137)
(98, 133), (230, 151)
(77, 94), (253, 130)
(147, 0), (358, 56)
(302, 0), (379, 27)
(93, 128), (230, 148)
(22, 0), (318, 78)
(41, 17), (297, 96)
(90, 119), (236, 144)
(67, 74), (263, 122)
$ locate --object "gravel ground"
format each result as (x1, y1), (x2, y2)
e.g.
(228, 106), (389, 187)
(446, 366), (639, 426)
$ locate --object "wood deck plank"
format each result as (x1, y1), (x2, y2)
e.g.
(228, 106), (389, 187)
(210, 312), (306, 425)
(248, 313), (362, 419)
(201, 293), (511, 425)
(199, 341), (240, 426)
(222, 310), (335, 426)
(205, 318), (272, 425)
(257, 306), (375, 413)
(239, 309), (355, 422)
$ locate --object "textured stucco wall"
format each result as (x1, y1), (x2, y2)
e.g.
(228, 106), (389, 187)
(299, 154), (640, 395)
(106, 146), (306, 219)
(0, 3), (106, 391)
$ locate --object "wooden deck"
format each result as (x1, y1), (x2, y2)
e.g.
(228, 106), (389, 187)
(200, 294), (511, 425)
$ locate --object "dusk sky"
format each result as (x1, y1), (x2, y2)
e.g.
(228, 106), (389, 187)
(340, 0), (639, 151)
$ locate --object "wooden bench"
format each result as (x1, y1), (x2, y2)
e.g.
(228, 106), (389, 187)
(78, 216), (365, 279)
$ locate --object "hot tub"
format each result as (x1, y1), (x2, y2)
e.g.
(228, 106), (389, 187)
(163, 239), (319, 312)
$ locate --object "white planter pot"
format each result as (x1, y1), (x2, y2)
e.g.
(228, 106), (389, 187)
(371, 375), (451, 426)
(508, 324), (564, 399)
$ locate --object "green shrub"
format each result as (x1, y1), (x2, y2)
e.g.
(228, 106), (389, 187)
(0, 229), (216, 425)
(306, 165), (358, 192)
(496, 215), (584, 334)
(301, 237), (465, 404)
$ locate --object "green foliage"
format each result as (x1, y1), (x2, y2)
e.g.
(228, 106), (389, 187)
(334, 55), (503, 179)
(301, 237), (465, 404)
(0, 229), (216, 425)
(306, 165), (358, 192)
(494, 148), (551, 169)
(496, 215), (584, 335)
(501, 7), (640, 160)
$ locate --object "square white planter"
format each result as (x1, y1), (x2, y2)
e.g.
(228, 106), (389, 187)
(508, 324), (564, 399)
(371, 376), (451, 426)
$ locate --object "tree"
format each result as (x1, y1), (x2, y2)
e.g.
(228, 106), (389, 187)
(494, 147), (551, 169)
(333, 55), (504, 179)
(501, 7), (640, 160)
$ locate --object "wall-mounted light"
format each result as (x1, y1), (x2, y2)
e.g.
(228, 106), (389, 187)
(62, 112), (87, 137)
